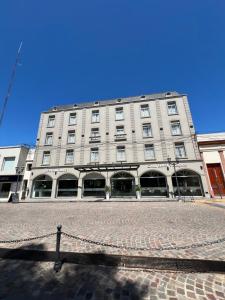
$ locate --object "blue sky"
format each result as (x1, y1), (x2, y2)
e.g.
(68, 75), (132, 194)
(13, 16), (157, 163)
(0, 0), (225, 146)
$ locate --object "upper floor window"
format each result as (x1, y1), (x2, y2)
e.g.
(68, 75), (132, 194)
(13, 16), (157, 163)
(69, 113), (76, 125)
(115, 107), (124, 121)
(47, 115), (55, 128)
(142, 123), (152, 138)
(92, 110), (100, 123)
(116, 146), (126, 161)
(45, 132), (53, 145)
(67, 130), (75, 144)
(90, 147), (99, 162)
(42, 151), (50, 165)
(91, 128), (99, 137)
(116, 125), (125, 135)
(1, 157), (16, 172)
(171, 121), (182, 136)
(175, 143), (186, 158)
(65, 149), (74, 164)
(144, 144), (155, 160)
(140, 104), (150, 118)
(167, 101), (178, 115)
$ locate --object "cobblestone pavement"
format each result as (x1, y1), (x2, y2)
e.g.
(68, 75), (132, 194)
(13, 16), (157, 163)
(0, 202), (225, 260)
(0, 259), (225, 300)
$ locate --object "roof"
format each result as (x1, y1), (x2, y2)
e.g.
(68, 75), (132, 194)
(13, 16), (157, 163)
(46, 91), (183, 113)
(0, 145), (30, 150)
(197, 132), (225, 142)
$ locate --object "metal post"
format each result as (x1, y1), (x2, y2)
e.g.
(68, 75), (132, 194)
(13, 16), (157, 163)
(54, 224), (62, 272)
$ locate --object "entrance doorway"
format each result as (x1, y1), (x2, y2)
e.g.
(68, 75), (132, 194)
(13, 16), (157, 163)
(207, 163), (225, 196)
(0, 182), (11, 198)
(83, 173), (105, 197)
(140, 171), (168, 197)
(111, 172), (135, 197)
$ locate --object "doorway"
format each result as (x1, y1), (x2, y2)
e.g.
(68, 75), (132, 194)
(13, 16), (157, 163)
(207, 163), (225, 196)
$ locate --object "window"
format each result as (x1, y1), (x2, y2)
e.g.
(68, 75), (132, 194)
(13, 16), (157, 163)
(92, 110), (100, 123)
(167, 101), (178, 115)
(171, 121), (182, 136)
(117, 146), (126, 161)
(67, 130), (75, 144)
(65, 149), (74, 164)
(116, 126), (125, 135)
(42, 151), (50, 165)
(26, 163), (32, 171)
(115, 107), (124, 121)
(142, 123), (152, 137)
(47, 115), (55, 127)
(45, 132), (53, 145)
(1, 157), (16, 172)
(140, 104), (150, 118)
(90, 148), (99, 162)
(69, 113), (76, 125)
(175, 143), (186, 158)
(144, 144), (155, 160)
(91, 128), (99, 137)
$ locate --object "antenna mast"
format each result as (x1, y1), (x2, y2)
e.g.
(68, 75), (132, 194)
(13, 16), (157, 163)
(0, 41), (23, 126)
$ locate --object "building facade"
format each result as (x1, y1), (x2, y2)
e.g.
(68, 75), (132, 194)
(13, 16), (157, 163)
(0, 145), (29, 202)
(29, 92), (209, 200)
(197, 132), (225, 198)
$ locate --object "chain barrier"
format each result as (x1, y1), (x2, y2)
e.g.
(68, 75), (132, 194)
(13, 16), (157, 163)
(0, 232), (56, 244)
(62, 231), (225, 251)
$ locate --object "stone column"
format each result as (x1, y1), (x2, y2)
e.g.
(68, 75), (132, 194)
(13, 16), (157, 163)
(77, 177), (83, 200)
(166, 175), (174, 198)
(51, 179), (57, 199)
(200, 152), (214, 198)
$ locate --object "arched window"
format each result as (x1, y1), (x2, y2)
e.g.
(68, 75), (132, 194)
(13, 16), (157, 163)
(111, 172), (135, 197)
(57, 174), (78, 197)
(83, 173), (105, 197)
(32, 175), (52, 198)
(172, 170), (204, 196)
(140, 171), (168, 197)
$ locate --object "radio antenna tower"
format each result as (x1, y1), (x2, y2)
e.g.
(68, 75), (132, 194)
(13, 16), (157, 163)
(0, 41), (23, 126)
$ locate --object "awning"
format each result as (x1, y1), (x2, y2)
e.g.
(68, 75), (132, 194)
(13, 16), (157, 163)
(74, 163), (140, 173)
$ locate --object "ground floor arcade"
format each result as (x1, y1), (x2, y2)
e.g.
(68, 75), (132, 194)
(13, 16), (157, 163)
(28, 161), (210, 200)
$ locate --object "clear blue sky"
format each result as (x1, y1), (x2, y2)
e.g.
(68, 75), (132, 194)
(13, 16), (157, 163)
(0, 0), (225, 146)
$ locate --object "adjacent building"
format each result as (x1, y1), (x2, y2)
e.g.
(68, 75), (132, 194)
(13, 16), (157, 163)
(197, 132), (225, 198)
(0, 145), (29, 202)
(28, 91), (209, 200)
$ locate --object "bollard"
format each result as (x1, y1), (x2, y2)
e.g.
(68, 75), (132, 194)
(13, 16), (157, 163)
(54, 224), (62, 272)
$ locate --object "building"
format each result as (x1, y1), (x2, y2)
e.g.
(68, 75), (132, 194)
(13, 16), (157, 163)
(28, 91), (209, 200)
(197, 132), (225, 198)
(0, 145), (29, 202)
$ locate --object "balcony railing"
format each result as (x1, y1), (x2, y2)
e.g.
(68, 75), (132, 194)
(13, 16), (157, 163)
(89, 135), (101, 143)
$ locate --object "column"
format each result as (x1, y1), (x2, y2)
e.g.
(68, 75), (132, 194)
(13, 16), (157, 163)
(51, 179), (57, 199)
(200, 152), (214, 198)
(77, 177), (83, 200)
(167, 175), (174, 198)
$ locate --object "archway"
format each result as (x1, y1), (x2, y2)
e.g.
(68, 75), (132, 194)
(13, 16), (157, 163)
(83, 172), (105, 197)
(111, 172), (135, 197)
(140, 171), (168, 197)
(172, 169), (204, 196)
(57, 174), (78, 197)
(32, 175), (52, 198)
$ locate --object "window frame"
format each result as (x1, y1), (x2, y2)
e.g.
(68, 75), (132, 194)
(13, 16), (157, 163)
(1, 157), (16, 172)
(47, 115), (55, 128)
(116, 125), (125, 135)
(175, 143), (187, 159)
(140, 104), (150, 118)
(142, 123), (153, 138)
(42, 151), (51, 165)
(91, 110), (100, 123)
(170, 120), (182, 136)
(45, 132), (53, 146)
(167, 101), (178, 116)
(144, 144), (155, 160)
(68, 112), (77, 126)
(67, 130), (76, 144)
(90, 147), (99, 162)
(115, 107), (124, 121)
(65, 149), (74, 164)
(116, 145), (126, 161)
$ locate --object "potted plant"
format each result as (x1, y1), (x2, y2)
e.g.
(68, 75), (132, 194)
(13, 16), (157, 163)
(105, 185), (111, 200)
(135, 185), (141, 200)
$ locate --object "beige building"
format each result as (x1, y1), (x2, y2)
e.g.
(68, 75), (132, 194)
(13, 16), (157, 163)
(197, 132), (225, 198)
(29, 91), (209, 200)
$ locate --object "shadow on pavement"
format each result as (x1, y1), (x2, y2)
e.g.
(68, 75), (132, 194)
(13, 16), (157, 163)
(0, 243), (148, 300)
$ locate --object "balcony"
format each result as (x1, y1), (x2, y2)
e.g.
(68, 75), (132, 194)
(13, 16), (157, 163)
(89, 135), (101, 143)
(114, 133), (127, 141)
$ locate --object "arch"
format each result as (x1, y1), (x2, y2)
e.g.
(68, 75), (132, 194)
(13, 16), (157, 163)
(140, 170), (168, 197)
(111, 172), (135, 197)
(172, 169), (204, 197)
(57, 173), (78, 197)
(32, 174), (53, 198)
(83, 172), (105, 197)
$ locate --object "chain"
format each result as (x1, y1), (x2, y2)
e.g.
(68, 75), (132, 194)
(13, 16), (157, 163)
(0, 232), (56, 244)
(62, 232), (225, 251)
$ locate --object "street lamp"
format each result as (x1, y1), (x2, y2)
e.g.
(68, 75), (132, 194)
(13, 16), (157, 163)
(12, 166), (25, 203)
(167, 157), (181, 200)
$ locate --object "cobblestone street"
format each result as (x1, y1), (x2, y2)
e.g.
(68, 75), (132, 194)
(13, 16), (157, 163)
(0, 202), (225, 299)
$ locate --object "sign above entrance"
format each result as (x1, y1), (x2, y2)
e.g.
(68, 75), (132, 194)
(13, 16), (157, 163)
(147, 163), (187, 169)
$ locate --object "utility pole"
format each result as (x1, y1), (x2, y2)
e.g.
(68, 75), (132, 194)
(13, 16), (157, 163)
(0, 41), (23, 127)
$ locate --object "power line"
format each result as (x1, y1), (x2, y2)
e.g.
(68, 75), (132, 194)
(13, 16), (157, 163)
(0, 42), (23, 126)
